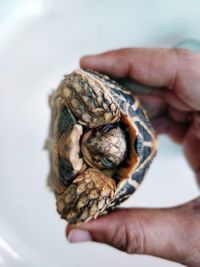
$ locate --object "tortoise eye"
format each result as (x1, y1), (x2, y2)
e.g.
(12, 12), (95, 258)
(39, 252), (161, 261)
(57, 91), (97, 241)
(101, 157), (114, 168)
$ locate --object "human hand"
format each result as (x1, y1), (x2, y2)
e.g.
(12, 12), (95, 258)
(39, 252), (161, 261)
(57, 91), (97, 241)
(66, 48), (200, 267)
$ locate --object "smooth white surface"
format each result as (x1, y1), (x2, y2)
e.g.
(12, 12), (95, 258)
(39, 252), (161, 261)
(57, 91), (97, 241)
(0, 0), (199, 266)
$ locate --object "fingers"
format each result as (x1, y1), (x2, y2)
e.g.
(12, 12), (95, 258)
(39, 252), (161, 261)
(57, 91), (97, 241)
(80, 48), (200, 110)
(163, 90), (192, 111)
(183, 117), (200, 184)
(167, 106), (192, 122)
(66, 198), (200, 267)
(81, 48), (179, 87)
(151, 116), (188, 143)
(138, 95), (166, 118)
(133, 95), (190, 143)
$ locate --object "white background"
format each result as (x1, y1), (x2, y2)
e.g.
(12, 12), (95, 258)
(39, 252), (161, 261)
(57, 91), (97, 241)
(0, 0), (200, 266)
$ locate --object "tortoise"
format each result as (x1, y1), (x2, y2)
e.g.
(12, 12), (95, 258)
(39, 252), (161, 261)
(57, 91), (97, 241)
(46, 69), (157, 224)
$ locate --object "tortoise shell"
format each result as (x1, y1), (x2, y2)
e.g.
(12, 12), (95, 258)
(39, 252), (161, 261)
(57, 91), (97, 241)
(46, 69), (157, 224)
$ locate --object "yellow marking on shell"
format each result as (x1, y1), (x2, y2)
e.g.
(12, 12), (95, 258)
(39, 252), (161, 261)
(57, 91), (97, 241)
(127, 178), (140, 189)
(87, 78), (96, 88)
(73, 175), (84, 183)
(74, 82), (82, 92)
(133, 115), (154, 135)
(79, 210), (89, 221)
(77, 196), (88, 209)
(98, 199), (106, 209)
(64, 193), (72, 204)
(133, 114), (158, 153)
(134, 142), (157, 175)
(88, 189), (99, 199)
(115, 179), (126, 193)
(110, 190), (115, 199)
(89, 203), (98, 216)
(132, 97), (140, 112)
(110, 103), (116, 111)
(76, 183), (86, 194)
(131, 107), (158, 176)
(57, 200), (65, 213)
(66, 210), (76, 220)
(101, 185), (111, 197)
(103, 102), (109, 110)
(104, 112), (112, 121)
(132, 117), (157, 156)
(71, 99), (79, 109)
(81, 113), (92, 123)
(82, 95), (89, 103)
(143, 141), (155, 146)
(97, 96), (103, 104)
(93, 86), (102, 97)
(92, 118), (98, 123)
(63, 87), (71, 98)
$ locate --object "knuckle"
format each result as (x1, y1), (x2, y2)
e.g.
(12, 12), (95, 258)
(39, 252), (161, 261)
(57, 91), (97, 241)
(173, 47), (193, 58)
(172, 47), (200, 65)
(190, 197), (200, 216)
(125, 220), (145, 254)
(108, 211), (145, 254)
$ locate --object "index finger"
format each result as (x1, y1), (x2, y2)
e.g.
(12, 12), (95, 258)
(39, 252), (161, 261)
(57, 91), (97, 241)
(80, 48), (179, 88)
(80, 48), (200, 110)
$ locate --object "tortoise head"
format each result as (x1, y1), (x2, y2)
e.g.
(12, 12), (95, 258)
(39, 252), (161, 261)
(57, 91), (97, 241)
(81, 124), (127, 169)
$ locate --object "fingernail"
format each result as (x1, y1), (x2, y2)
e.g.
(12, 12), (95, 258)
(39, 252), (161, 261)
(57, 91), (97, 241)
(67, 229), (92, 243)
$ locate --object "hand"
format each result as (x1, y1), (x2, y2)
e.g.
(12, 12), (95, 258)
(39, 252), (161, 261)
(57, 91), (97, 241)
(66, 48), (200, 267)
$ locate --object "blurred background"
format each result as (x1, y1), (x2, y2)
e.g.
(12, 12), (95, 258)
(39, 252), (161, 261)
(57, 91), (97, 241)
(0, 0), (200, 266)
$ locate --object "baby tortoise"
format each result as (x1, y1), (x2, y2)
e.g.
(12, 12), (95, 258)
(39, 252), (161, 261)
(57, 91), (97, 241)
(46, 69), (157, 224)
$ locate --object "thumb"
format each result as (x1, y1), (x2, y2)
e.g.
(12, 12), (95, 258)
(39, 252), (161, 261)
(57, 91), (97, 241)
(66, 198), (200, 267)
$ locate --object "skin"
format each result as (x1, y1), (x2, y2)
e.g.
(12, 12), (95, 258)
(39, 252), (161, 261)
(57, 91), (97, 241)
(66, 48), (200, 267)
